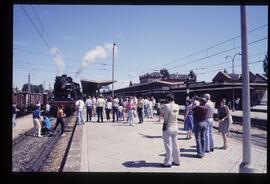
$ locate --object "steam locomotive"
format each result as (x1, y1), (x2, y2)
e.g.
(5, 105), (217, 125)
(49, 74), (82, 117)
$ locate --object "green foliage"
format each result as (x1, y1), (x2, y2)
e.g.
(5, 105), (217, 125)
(263, 53), (268, 77)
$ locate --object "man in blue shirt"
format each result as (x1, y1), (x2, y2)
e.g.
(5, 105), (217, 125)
(41, 115), (53, 136)
(33, 104), (42, 137)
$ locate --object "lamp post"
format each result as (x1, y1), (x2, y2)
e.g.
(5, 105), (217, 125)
(112, 43), (116, 99)
(225, 52), (241, 111)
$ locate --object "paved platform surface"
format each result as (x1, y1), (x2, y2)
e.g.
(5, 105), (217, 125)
(64, 110), (267, 173)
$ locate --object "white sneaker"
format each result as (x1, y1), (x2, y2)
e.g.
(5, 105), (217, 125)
(37, 135), (43, 138)
(61, 133), (66, 137)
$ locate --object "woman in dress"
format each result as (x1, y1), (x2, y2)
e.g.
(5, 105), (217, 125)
(217, 98), (231, 149)
(184, 99), (193, 139)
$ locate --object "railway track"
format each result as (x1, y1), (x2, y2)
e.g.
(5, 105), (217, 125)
(12, 115), (75, 172)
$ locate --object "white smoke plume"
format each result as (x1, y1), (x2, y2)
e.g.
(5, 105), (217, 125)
(75, 42), (119, 78)
(49, 47), (65, 75)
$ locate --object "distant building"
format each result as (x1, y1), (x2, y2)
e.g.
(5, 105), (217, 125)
(110, 70), (267, 106)
(139, 68), (196, 84)
(22, 84), (44, 93)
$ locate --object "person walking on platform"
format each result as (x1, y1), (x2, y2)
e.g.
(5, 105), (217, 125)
(192, 98), (208, 158)
(92, 96), (97, 117)
(105, 98), (112, 121)
(204, 94), (215, 152)
(127, 98), (135, 126)
(148, 98), (154, 118)
(85, 96), (93, 122)
(217, 99), (231, 150)
(143, 97), (149, 118)
(76, 97), (85, 125)
(12, 103), (19, 128)
(33, 104), (42, 137)
(161, 93), (180, 167)
(96, 95), (105, 122)
(53, 105), (66, 136)
(112, 96), (119, 122)
(183, 99), (194, 139)
(137, 97), (144, 123)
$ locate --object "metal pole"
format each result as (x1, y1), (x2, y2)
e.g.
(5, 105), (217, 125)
(239, 5), (254, 173)
(112, 43), (116, 99)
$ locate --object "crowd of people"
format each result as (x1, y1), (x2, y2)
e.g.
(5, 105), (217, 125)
(74, 94), (159, 127)
(161, 93), (232, 167)
(12, 93), (233, 168)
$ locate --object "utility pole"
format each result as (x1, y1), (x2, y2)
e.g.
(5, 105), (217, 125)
(239, 5), (255, 173)
(112, 43), (116, 99)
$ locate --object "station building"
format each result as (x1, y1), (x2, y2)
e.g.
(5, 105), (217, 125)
(106, 70), (267, 106)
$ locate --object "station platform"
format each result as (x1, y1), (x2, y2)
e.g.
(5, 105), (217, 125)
(63, 110), (266, 173)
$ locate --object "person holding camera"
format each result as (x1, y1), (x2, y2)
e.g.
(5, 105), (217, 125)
(161, 93), (180, 167)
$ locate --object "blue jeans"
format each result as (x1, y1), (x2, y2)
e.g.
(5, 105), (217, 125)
(205, 118), (214, 151)
(77, 110), (84, 124)
(112, 107), (119, 122)
(128, 110), (134, 124)
(194, 121), (207, 157)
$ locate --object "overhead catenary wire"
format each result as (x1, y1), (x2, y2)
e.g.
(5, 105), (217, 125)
(143, 24), (268, 73)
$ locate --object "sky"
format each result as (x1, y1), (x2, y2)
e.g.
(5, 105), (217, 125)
(13, 5), (268, 90)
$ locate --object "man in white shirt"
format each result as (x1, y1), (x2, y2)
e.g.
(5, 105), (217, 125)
(76, 97), (85, 125)
(45, 103), (50, 117)
(112, 96), (119, 122)
(204, 94), (215, 152)
(96, 95), (105, 122)
(161, 93), (180, 167)
(85, 96), (93, 122)
(144, 98), (149, 118)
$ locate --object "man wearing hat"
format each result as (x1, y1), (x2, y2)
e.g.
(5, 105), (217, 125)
(192, 97), (208, 158)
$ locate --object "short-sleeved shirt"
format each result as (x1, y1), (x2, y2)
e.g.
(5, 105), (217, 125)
(85, 99), (93, 107)
(193, 105), (208, 123)
(112, 98), (119, 107)
(33, 109), (40, 119)
(138, 99), (144, 108)
(163, 101), (180, 129)
(205, 100), (215, 119)
(42, 117), (52, 129)
(96, 98), (105, 107)
(106, 102), (112, 109)
(46, 104), (50, 112)
(76, 100), (85, 111)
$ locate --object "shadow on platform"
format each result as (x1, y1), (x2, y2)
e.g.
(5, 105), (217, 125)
(139, 133), (162, 139)
(180, 153), (197, 158)
(122, 161), (162, 168)
(180, 148), (197, 152)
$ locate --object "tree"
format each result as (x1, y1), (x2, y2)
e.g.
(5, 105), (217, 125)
(129, 81), (133, 86)
(223, 69), (228, 74)
(263, 53), (268, 77)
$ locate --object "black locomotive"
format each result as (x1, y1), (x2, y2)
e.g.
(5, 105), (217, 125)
(49, 74), (82, 116)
